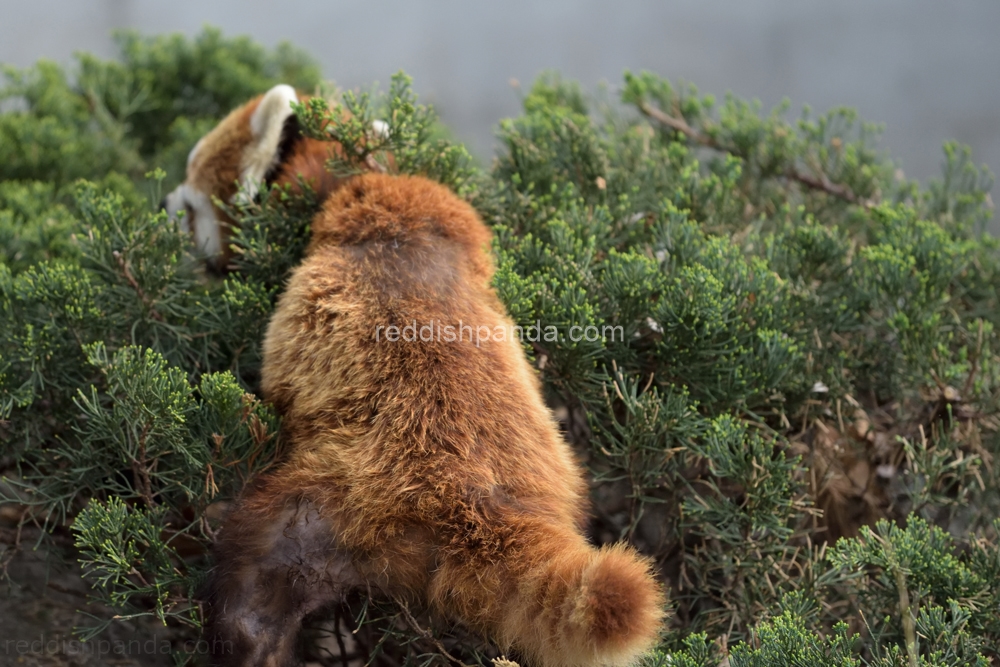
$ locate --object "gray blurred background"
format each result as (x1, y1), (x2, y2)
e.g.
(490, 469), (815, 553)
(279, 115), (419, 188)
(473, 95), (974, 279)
(1, 0), (998, 217)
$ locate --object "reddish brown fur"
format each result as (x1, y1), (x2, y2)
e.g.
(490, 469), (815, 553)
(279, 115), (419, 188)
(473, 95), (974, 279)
(196, 93), (665, 667)
(275, 136), (346, 198)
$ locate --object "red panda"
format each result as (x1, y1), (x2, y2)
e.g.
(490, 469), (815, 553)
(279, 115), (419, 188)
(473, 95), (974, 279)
(166, 84), (665, 667)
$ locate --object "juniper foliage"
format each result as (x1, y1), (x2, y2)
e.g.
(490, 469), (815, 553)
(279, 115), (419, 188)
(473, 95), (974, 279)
(1, 31), (999, 667)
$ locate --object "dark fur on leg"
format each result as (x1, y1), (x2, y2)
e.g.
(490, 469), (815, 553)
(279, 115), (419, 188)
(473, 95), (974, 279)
(204, 477), (360, 667)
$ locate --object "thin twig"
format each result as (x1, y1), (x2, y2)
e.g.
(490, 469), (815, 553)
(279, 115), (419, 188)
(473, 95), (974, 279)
(637, 102), (705, 144)
(637, 101), (871, 207)
(0, 513), (27, 581)
(132, 423), (156, 508)
(962, 319), (985, 399)
(364, 153), (389, 175)
(880, 535), (919, 667)
(397, 601), (472, 667)
(786, 170), (865, 205)
(46, 581), (90, 599)
(113, 250), (164, 321)
(334, 606), (351, 667)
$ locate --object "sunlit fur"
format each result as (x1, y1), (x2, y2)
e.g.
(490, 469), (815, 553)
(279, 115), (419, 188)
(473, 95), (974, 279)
(185, 86), (665, 667)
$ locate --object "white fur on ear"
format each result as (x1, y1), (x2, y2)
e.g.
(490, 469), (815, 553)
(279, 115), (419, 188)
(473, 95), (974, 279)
(250, 84), (298, 138)
(371, 119), (390, 139)
(236, 84), (299, 205)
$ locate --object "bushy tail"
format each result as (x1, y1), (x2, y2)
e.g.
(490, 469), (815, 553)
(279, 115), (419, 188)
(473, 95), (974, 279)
(423, 501), (666, 667)
(503, 540), (665, 667)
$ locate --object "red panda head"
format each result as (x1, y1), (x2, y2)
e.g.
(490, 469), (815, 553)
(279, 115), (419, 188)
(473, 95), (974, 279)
(164, 84), (347, 270)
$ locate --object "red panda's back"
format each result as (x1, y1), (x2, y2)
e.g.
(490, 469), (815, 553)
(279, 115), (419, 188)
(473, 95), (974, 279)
(260, 174), (589, 552)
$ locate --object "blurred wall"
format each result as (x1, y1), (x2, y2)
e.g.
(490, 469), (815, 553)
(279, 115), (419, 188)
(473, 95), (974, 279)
(1, 0), (997, 214)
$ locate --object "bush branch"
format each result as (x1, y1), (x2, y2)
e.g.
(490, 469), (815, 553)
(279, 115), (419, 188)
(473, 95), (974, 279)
(397, 601), (471, 667)
(637, 101), (870, 206)
(112, 250), (164, 322)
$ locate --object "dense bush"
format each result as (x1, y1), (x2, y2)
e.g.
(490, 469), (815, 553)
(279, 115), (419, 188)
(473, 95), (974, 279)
(1, 29), (998, 667)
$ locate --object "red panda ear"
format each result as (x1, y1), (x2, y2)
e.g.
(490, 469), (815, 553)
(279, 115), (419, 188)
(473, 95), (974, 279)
(236, 84), (299, 205)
